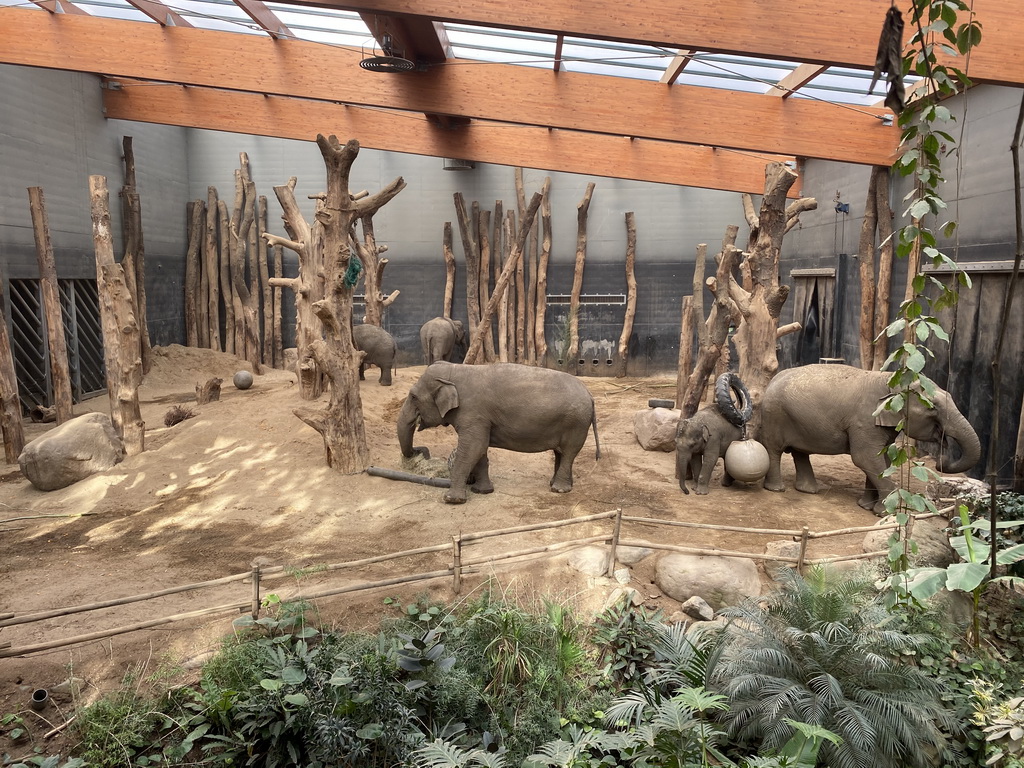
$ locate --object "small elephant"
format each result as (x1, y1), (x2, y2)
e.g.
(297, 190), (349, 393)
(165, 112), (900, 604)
(397, 361), (600, 504)
(675, 406), (743, 494)
(420, 317), (465, 365)
(760, 363), (981, 513)
(352, 324), (397, 386)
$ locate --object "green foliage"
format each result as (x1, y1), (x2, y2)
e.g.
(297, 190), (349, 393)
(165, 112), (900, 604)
(591, 596), (663, 688)
(712, 566), (955, 768)
(972, 680), (1024, 767)
(74, 688), (163, 768)
(1, 758), (86, 768)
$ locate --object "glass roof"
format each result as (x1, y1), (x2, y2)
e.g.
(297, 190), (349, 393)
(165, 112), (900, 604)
(1, 0), (898, 107)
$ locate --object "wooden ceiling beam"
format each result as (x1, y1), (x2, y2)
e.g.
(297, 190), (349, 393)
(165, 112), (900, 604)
(30, 0), (89, 15)
(101, 78), (799, 195)
(124, 0), (193, 27)
(660, 50), (696, 85)
(0, 10), (898, 165)
(232, 0), (292, 38)
(296, 0), (1024, 87)
(766, 63), (829, 98)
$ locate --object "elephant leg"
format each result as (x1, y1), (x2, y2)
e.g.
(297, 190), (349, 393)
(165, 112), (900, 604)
(688, 456), (700, 484)
(551, 431), (588, 493)
(470, 453), (493, 494)
(859, 478), (882, 513)
(722, 462), (735, 487)
(358, 363), (366, 380)
(792, 451), (818, 494)
(763, 449), (786, 492)
(444, 430), (489, 504)
(849, 445), (892, 513)
(695, 454), (717, 495)
(379, 366), (392, 386)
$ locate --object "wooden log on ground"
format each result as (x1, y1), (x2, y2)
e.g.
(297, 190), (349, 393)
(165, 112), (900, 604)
(27, 187), (73, 424)
(568, 182), (595, 373)
(442, 222), (456, 319)
(535, 178), (552, 366)
(120, 137), (152, 375)
(464, 193), (543, 365)
(857, 167), (880, 369)
(89, 175), (145, 455)
(0, 268), (24, 463)
(184, 200), (203, 348)
(366, 466), (451, 487)
(29, 405), (56, 423)
(195, 377), (223, 404)
(615, 211), (638, 378)
(205, 187), (221, 351)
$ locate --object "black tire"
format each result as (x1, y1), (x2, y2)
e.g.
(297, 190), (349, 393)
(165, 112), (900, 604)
(715, 372), (752, 426)
(648, 398), (676, 409)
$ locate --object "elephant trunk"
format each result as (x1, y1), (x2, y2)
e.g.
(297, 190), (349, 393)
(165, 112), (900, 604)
(935, 405), (981, 474)
(397, 397), (419, 458)
(675, 447), (691, 494)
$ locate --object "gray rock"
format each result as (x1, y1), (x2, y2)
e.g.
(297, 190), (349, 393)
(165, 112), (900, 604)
(764, 539), (802, 581)
(633, 408), (680, 452)
(19, 413), (124, 491)
(569, 546), (612, 576)
(655, 553), (761, 610)
(613, 567), (631, 585)
(616, 543), (655, 565)
(681, 595), (714, 621)
(863, 516), (956, 568)
(603, 587), (642, 611)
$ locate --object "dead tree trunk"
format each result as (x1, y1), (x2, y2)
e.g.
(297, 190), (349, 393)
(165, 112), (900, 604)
(264, 177), (324, 399)
(27, 187), (74, 424)
(514, 168), (527, 363)
(453, 193), (481, 343)
(502, 211), (516, 361)
(857, 167), (881, 369)
(732, 162), (814, 432)
(281, 135), (405, 472)
(196, 200), (210, 349)
(464, 193), (543, 365)
(120, 137), (152, 375)
(195, 377), (222, 404)
(228, 169), (263, 374)
(675, 295), (694, 409)
(535, 178), (552, 366)
(492, 208), (507, 361)
(185, 200), (203, 349)
(0, 269), (25, 463)
(615, 211), (638, 378)
(357, 215), (397, 326)
(478, 207), (495, 362)
(527, 193), (540, 365)
(568, 182), (596, 373)
(89, 175), (144, 455)
(205, 187), (221, 351)
(873, 169), (895, 369)
(217, 199), (235, 355)
(272, 244), (284, 368)
(442, 222), (456, 319)
(258, 196), (273, 366)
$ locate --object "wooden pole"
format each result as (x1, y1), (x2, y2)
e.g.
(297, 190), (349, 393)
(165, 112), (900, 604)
(857, 167), (880, 369)
(477, 207), (495, 361)
(89, 175), (144, 455)
(796, 526), (810, 573)
(514, 168), (527, 363)
(228, 168), (262, 373)
(527, 189), (539, 365)
(616, 212), (638, 378)
(504, 210), (516, 361)
(453, 193), (481, 342)
(120, 137), (152, 375)
(535, 178), (552, 366)
(205, 187), (221, 352)
(442, 222), (456, 319)
(272, 244), (284, 368)
(184, 200), (203, 348)
(258, 196), (273, 366)
(464, 193), (543, 365)
(494, 211), (508, 361)
(250, 564), (261, 620)
(217, 199), (234, 355)
(0, 269), (25, 463)
(606, 507), (623, 577)
(872, 168), (895, 369)
(452, 534), (462, 594)
(27, 187), (73, 424)
(568, 182), (596, 373)
(676, 295), (694, 409)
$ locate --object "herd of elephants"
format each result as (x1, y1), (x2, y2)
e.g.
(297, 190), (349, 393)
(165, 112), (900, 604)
(352, 316), (981, 511)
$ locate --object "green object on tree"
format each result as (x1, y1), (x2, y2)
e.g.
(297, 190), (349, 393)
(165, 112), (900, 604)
(343, 254), (362, 288)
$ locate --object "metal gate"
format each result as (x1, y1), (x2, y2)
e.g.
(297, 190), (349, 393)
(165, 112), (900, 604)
(8, 278), (105, 412)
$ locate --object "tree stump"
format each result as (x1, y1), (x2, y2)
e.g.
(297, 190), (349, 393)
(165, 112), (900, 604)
(195, 377), (223, 404)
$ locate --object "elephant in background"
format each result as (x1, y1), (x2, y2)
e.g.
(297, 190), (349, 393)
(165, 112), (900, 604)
(352, 324), (397, 386)
(675, 406), (743, 495)
(397, 361), (600, 503)
(420, 317), (465, 365)
(759, 363), (981, 513)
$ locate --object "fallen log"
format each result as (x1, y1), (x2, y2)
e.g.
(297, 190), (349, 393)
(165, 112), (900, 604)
(366, 466), (451, 487)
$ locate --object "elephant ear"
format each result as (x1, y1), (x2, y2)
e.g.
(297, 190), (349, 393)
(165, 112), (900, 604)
(435, 378), (459, 417)
(875, 395), (903, 428)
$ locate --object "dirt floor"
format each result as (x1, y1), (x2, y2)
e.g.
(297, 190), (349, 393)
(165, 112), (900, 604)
(0, 345), (929, 756)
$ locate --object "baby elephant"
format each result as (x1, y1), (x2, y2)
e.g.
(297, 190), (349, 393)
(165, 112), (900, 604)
(675, 406), (742, 494)
(352, 324), (397, 386)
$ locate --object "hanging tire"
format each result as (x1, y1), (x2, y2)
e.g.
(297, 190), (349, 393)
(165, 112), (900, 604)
(715, 372), (752, 427)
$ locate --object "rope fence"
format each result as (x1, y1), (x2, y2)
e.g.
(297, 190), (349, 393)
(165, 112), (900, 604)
(0, 504), (956, 658)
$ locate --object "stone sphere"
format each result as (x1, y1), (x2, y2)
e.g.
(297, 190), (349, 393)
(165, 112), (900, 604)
(233, 370), (254, 390)
(725, 439), (769, 482)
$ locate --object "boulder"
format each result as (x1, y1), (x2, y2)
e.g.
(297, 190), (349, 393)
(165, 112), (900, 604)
(568, 546), (611, 576)
(764, 539), (802, 581)
(19, 413), (124, 491)
(633, 408), (680, 452)
(616, 543), (655, 565)
(655, 553), (760, 610)
(863, 516), (956, 568)
(681, 595), (715, 621)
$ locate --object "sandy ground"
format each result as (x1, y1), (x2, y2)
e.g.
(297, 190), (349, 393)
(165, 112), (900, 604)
(0, 344), (917, 754)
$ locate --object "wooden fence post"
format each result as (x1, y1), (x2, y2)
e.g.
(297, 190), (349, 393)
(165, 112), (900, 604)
(796, 526), (810, 573)
(452, 534), (462, 594)
(606, 507), (623, 577)
(251, 564), (261, 620)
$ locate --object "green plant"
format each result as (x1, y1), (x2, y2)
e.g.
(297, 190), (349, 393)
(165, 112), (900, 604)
(1, 713), (26, 744)
(742, 720), (843, 768)
(971, 679), (1024, 767)
(713, 566), (955, 768)
(74, 688), (162, 768)
(2, 758), (86, 768)
(592, 597), (662, 689)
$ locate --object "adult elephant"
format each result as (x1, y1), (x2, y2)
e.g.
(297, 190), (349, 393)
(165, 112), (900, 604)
(420, 317), (465, 365)
(759, 363), (981, 513)
(398, 362), (600, 503)
(352, 324), (396, 386)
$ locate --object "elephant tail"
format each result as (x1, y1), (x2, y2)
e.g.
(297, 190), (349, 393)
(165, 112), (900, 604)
(591, 410), (601, 460)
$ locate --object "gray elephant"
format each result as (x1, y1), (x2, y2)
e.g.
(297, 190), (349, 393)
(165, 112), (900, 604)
(675, 406), (743, 495)
(420, 316), (465, 365)
(398, 361), (600, 503)
(352, 324), (396, 386)
(759, 363), (981, 513)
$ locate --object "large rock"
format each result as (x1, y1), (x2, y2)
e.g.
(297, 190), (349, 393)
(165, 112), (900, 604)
(655, 553), (761, 610)
(633, 408), (680, 452)
(863, 515), (956, 568)
(19, 413), (124, 491)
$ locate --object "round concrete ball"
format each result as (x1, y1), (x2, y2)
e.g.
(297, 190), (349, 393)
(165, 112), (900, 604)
(233, 370), (254, 390)
(725, 439), (769, 483)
